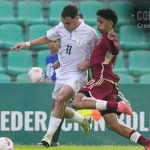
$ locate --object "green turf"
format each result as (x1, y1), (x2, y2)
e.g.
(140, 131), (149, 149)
(15, 145), (144, 150)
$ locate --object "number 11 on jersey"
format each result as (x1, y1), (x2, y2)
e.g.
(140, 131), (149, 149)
(66, 45), (72, 55)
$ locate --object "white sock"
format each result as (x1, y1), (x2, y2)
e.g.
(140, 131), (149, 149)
(96, 100), (107, 110)
(46, 115), (62, 137)
(71, 108), (84, 124)
(130, 132), (141, 143)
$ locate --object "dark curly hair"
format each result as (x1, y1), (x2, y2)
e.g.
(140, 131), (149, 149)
(97, 8), (118, 27)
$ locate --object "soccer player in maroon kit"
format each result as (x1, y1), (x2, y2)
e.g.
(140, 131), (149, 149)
(72, 9), (150, 150)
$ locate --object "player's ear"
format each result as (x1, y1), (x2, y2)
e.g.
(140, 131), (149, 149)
(109, 20), (114, 28)
(76, 15), (80, 20)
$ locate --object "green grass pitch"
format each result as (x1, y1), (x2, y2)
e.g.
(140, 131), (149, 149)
(15, 145), (144, 150)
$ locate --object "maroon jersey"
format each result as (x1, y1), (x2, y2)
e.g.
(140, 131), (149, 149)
(79, 32), (120, 109)
(90, 32), (120, 82)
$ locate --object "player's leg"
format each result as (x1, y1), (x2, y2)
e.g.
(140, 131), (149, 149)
(51, 118), (64, 146)
(117, 92), (150, 150)
(103, 113), (150, 149)
(50, 99), (64, 146)
(39, 75), (90, 147)
(72, 80), (132, 115)
(62, 92), (92, 135)
(39, 84), (73, 147)
(64, 106), (92, 135)
(72, 92), (132, 115)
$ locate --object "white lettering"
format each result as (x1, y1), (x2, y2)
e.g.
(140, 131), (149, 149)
(137, 23), (143, 29)
(74, 122), (79, 131)
(0, 111), (149, 132)
(140, 112), (149, 131)
(35, 111), (47, 131)
(137, 10), (150, 21)
(25, 111), (34, 131)
(137, 10), (142, 21)
(62, 119), (72, 131)
(1, 111), (10, 131)
(94, 118), (105, 131)
(126, 112), (138, 129)
(11, 111), (23, 131)
(143, 11), (149, 21)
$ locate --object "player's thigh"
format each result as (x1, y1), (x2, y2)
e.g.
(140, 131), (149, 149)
(51, 98), (56, 109)
(52, 81), (62, 99)
(52, 80), (73, 101)
(74, 93), (85, 102)
(71, 92), (85, 108)
(57, 84), (74, 103)
(67, 75), (85, 96)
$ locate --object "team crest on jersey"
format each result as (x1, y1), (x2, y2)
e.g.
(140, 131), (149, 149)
(76, 39), (82, 47)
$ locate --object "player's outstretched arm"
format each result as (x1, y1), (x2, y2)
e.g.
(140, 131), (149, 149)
(10, 36), (50, 51)
(10, 42), (27, 51)
(107, 29), (119, 55)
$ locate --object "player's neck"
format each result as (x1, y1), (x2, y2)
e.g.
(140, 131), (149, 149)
(102, 28), (113, 34)
(50, 50), (58, 56)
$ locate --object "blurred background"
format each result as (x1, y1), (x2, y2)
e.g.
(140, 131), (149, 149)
(0, 0), (150, 146)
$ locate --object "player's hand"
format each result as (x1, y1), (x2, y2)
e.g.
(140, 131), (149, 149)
(77, 60), (90, 71)
(108, 30), (117, 41)
(52, 61), (60, 69)
(10, 42), (27, 51)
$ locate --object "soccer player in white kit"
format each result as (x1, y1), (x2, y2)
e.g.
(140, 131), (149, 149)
(10, 4), (99, 147)
(41, 5), (99, 147)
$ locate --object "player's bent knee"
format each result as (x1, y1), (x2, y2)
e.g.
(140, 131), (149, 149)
(55, 95), (66, 105)
(72, 100), (80, 109)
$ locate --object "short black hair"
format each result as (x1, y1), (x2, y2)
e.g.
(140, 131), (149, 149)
(97, 8), (118, 27)
(61, 4), (78, 19)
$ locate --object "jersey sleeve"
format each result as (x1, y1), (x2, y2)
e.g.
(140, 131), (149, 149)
(102, 35), (120, 55)
(47, 22), (62, 40)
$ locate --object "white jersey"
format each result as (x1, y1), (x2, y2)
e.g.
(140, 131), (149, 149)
(47, 19), (99, 79)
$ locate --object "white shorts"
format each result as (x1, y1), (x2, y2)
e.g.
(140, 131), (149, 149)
(52, 74), (86, 99)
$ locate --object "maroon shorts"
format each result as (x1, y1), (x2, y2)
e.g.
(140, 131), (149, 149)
(79, 79), (119, 115)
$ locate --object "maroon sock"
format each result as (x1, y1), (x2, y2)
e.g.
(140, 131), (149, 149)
(130, 129), (150, 146)
(129, 129), (136, 137)
(137, 135), (150, 146)
(107, 102), (118, 111)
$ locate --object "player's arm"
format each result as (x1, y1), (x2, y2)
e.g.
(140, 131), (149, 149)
(52, 60), (60, 69)
(107, 30), (119, 55)
(77, 60), (90, 71)
(10, 36), (50, 51)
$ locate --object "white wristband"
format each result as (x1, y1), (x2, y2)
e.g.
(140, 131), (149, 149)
(25, 41), (31, 47)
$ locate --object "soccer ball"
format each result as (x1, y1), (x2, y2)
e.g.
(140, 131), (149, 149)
(27, 67), (45, 83)
(0, 137), (14, 150)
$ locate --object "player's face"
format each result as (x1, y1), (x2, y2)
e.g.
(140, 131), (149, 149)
(62, 16), (79, 32)
(48, 40), (60, 54)
(97, 16), (113, 33)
